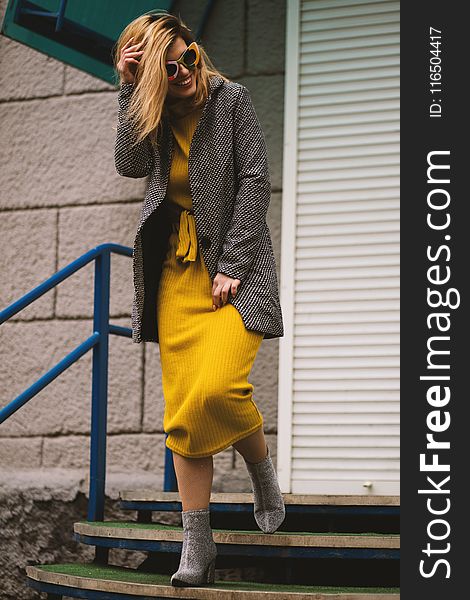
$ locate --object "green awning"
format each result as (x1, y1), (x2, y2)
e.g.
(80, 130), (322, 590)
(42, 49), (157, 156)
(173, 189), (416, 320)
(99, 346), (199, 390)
(1, 1), (176, 84)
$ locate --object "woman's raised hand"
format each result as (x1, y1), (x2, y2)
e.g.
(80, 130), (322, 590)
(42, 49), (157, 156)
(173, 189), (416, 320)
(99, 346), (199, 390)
(117, 36), (145, 84)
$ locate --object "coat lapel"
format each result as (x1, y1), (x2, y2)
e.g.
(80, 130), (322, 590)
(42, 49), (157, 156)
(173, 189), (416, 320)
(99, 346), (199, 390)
(136, 75), (225, 237)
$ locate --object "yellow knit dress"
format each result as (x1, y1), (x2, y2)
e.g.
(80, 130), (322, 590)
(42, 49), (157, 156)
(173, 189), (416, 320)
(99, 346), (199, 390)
(156, 104), (265, 459)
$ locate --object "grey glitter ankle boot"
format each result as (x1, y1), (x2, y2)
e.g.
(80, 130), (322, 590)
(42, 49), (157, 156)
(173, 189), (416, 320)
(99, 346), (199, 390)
(244, 444), (286, 533)
(170, 508), (217, 587)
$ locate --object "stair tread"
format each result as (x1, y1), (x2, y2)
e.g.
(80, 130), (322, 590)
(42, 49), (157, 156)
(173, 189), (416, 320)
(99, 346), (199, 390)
(74, 521), (399, 549)
(120, 491), (400, 506)
(26, 563), (400, 598)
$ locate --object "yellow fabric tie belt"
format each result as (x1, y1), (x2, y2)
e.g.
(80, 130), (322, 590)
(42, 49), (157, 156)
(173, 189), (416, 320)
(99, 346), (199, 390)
(175, 208), (197, 263)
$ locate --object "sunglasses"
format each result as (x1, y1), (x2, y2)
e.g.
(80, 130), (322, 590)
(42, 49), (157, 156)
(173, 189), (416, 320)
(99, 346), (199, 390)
(165, 41), (200, 81)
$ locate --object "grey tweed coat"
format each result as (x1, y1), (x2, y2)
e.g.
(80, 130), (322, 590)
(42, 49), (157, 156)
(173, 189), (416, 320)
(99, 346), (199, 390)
(114, 74), (284, 343)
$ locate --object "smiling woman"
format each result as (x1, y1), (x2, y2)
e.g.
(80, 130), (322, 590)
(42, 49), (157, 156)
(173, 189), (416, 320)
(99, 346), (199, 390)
(164, 38), (201, 117)
(113, 11), (223, 145)
(113, 10), (284, 589)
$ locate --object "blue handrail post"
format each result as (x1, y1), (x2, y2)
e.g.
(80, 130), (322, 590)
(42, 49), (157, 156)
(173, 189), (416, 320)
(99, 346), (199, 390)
(88, 248), (111, 521)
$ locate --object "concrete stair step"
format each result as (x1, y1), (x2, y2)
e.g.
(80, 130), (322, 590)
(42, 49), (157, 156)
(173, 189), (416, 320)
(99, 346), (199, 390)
(119, 492), (400, 520)
(119, 493), (400, 536)
(120, 491), (400, 507)
(75, 521), (399, 549)
(73, 521), (399, 561)
(26, 563), (400, 599)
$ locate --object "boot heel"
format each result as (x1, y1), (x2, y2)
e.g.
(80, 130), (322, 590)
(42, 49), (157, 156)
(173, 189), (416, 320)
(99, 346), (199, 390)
(206, 558), (216, 583)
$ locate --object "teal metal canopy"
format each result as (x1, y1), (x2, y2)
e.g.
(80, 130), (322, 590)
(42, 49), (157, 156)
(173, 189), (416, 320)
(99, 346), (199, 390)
(1, 0), (177, 84)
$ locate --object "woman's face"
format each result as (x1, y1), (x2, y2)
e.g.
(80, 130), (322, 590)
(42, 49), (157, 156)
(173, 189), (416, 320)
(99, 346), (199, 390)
(165, 36), (197, 101)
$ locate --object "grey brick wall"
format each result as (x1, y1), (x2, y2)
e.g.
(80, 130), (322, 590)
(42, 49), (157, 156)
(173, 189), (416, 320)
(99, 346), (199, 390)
(0, 2), (286, 596)
(0, 0), (286, 491)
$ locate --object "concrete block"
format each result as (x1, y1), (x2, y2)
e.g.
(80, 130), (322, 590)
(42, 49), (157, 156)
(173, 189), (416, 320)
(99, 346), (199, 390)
(0, 317), (142, 437)
(105, 319), (143, 434)
(65, 65), (115, 95)
(0, 28), (64, 100)
(0, 436), (42, 468)
(0, 208), (56, 320)
(0, 92), (148, 210)
(56, 202), (139, 318)
(42, 434), (90, 469)
(199, 0), (245, 79)
(251, 341), (280, 431)
(42, 433), (165, 473)
(107, 433), (166, 473)
(237, 75), (284, 190)
(247, 0), (286, 74)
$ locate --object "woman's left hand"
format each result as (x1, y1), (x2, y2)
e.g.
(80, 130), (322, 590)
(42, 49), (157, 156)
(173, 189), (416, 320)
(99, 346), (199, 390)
(212, 272), (241, 310)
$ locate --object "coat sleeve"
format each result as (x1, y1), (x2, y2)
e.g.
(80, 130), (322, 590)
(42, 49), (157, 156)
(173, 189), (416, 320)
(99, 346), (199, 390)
(114, 82), (154, 178)
(216, 85), (272, 282)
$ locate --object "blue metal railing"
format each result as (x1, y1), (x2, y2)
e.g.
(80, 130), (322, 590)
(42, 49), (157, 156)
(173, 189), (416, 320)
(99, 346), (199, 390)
(0, 242), (177, 520)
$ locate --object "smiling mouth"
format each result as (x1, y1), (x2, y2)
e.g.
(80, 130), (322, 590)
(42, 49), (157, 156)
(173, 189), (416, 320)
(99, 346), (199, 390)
(174, 75), (192, 87)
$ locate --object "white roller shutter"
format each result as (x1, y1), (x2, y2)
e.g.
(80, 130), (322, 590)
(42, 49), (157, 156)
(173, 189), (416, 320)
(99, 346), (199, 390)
(278, 0), (400, 495)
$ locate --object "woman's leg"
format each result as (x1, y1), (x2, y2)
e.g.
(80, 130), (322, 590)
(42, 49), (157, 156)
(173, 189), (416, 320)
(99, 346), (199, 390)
(170, 451), (217, 586)
(172, 452), (214, 510)
(233, 426), (285, 534)
(232, 426), (268, 463)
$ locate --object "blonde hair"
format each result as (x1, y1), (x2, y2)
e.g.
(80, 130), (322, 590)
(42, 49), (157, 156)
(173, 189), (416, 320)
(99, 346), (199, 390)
(112, 11), (230, 149)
